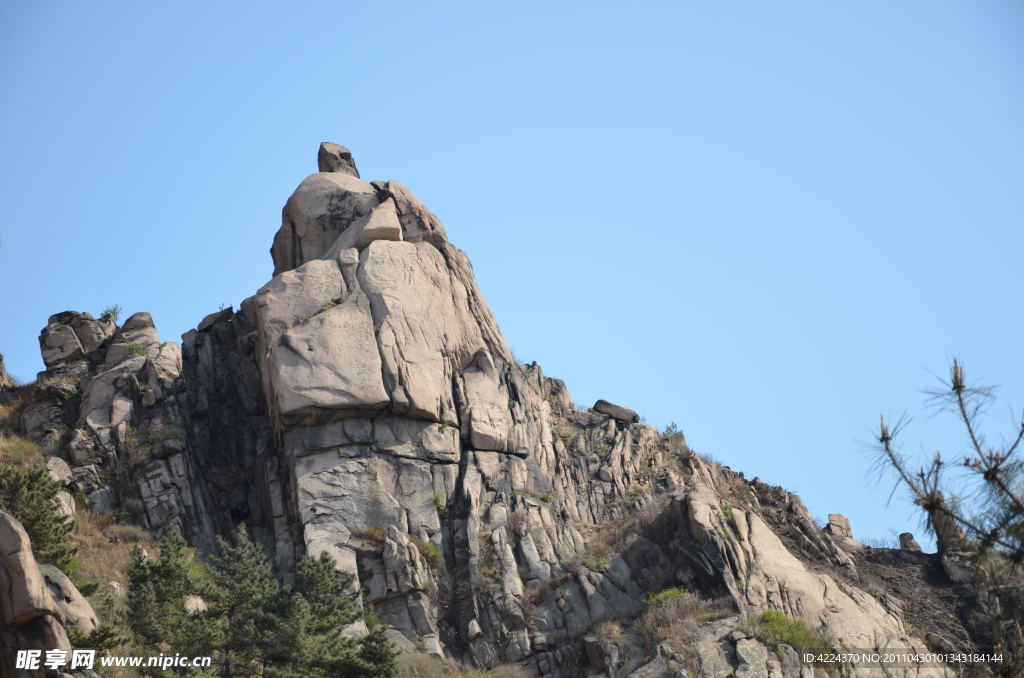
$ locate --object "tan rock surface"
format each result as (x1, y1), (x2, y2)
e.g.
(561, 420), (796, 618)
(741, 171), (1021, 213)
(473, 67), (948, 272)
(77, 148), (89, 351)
(0, 511), (63, 629)
(272, 171), (380, 275)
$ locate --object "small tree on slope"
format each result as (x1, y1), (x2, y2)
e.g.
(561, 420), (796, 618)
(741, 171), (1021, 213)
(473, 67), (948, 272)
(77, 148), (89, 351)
(871, 359), (1022, 677)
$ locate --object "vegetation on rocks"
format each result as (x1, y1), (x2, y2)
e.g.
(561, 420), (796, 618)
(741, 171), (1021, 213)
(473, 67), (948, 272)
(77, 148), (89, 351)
(128, 527), (398, 678)
(635, 587), (732, 672)
(752, 610), (834, 657)
(101, 304), (123, 323)
(872, 359), (1023, 676)
(0, 464), (76, 571)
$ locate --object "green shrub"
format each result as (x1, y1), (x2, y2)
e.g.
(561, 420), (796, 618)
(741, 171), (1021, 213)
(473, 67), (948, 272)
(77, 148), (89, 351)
(412, 537), (442, 571)
(0, 466), (76, 571)
(434, 492), (449, 518)
(100, 305), (122, 323)
(582, 544), (613, 571)
(122, 340), (150, 357)
(67, 624), (128, 654)
(643, 586), (691, 607)
(756, 610), (835, 656)
(635, 587), (730, 674)
(551, 425), (578, 444)
(365, 613), (381, 631)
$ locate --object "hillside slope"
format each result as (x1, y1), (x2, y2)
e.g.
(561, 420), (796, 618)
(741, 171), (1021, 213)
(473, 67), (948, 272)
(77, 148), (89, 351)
(6, 144), (994, 678)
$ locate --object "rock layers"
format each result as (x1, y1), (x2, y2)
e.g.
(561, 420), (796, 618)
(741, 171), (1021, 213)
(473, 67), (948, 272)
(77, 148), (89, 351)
(11, 144), (968, 677)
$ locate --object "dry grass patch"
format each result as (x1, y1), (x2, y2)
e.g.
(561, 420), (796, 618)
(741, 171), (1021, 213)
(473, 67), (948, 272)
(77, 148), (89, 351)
(0, 434), (46, 468)
(71, 509), (158, 590)
(397, 653), (528, 678)
(352, 525), (388, 547)
(635, 587), (734, 672)
(595, 620), (624, 648)
(0, 388), (46, 469)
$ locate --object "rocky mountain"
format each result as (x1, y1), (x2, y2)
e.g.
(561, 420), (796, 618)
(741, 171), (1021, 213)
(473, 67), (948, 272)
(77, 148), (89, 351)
(5, 144), (993, 678)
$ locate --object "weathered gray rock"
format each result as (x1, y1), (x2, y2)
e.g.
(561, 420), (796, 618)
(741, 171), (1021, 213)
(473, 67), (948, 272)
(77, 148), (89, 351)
(926, 632), (957, 654)
(321, 198), (403, 258)
(46, 457), (73, 487)
(66, 429), (95, 465)
(38, 564), (98, 632)
(359, 239), (506, 424)
(267, 297), (388, 417)
(25, 142), (959, 678)
(21, 398), (65, 439)
(54, 492), (76, 519)
(77, 354), (146, 429)
(593, 400), (639, 423)
(39, 318), (85, 367)
(271, 170), (380, 275)
(824, 513), (852, 539)
(628, 656), (668, 678)
(86, 487), (118, 515)
(103, 312), (160, 365)
(72, 465), (102, 494)
(318, 142), (360, 177)
(941, 550), (973, 584)
(370, 180), (448, 245)
(735, 638), (770, 678)
(254, 258), (347, 350)
(899, 532), (923, 551)
(673, 484), (933, 658)
(383, 526), (432, 593)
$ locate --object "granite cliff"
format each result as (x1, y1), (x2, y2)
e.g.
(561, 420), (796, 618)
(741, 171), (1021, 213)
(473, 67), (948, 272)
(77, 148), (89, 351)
(3, 144), (992, 678)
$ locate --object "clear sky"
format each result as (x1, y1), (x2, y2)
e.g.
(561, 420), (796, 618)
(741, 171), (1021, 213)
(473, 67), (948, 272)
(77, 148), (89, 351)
(2, 2), (1022, 549)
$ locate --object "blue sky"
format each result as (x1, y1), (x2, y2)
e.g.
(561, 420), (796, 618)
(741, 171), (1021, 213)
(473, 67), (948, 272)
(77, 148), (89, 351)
(2, 1), (1022, 548)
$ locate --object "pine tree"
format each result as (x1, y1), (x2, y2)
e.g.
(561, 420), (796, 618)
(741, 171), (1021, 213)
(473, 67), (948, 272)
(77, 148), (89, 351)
(264, 550), (397, 678)
(358, 627), (400, 678)
(204, 525), (279, 678)
(872, 359), (1023, 677)
(126, 526), (399, 678)
(127, 531), (204, 651)
(0, 465), (75, 571)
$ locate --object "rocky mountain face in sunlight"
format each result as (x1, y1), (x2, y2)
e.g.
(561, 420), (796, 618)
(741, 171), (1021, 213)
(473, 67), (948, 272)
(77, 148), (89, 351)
(11, 144), (988, 678)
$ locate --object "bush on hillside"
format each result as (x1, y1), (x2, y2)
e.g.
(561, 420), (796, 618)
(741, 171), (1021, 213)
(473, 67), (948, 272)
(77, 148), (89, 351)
(0, 465), (76, 571)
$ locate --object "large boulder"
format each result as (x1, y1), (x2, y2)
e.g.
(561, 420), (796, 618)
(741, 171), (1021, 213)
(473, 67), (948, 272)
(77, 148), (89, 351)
(370, 180), (448, 245)
(271, 170), (380, 276)
(38, 564), (98, 632)
(593, 399), (639, 423)
(317, 142), (360, 177)
(0, 510), (65, 628)
(38, 311), (115, 368)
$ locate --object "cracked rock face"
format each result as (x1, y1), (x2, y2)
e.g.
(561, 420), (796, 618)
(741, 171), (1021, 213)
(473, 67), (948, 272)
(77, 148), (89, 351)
(0, 511), (85, 678)
(22, 144), (971, 678)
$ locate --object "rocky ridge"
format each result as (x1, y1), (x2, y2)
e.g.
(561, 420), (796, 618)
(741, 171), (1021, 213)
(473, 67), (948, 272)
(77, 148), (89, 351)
(7, 144), (990, 678)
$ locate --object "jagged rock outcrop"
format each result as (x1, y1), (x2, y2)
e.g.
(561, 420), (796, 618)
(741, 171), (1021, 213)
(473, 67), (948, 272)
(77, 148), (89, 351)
(24, 308), (221, 552)
(16, 144), (982, 677)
